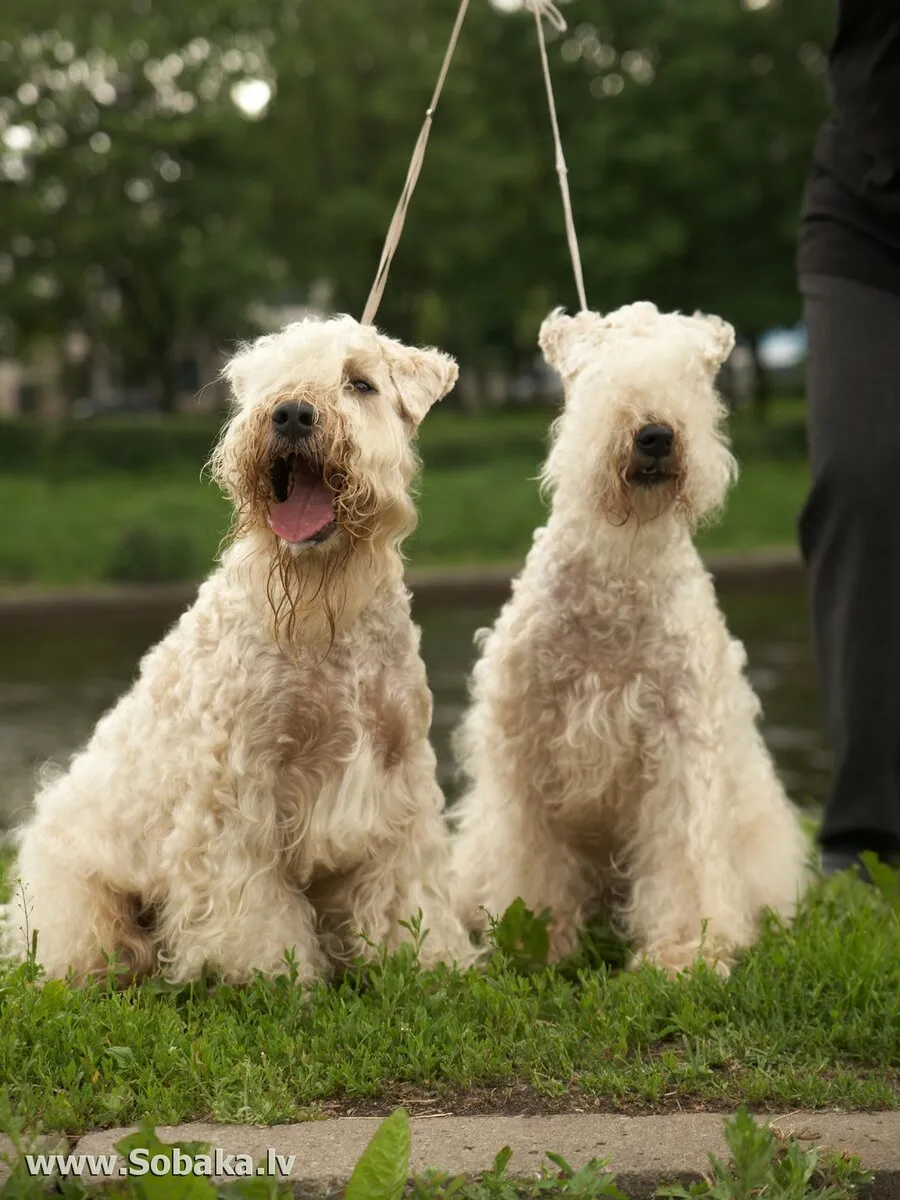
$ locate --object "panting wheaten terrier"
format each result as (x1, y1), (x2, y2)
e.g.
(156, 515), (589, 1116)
(451, 302), (809, 976)
(3, 315), (476, 985)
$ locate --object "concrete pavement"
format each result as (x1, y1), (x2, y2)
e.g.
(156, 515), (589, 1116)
(3, 1110), (897, 1196)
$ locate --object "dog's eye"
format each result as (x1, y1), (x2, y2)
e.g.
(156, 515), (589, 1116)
(349, 378), (376, 395)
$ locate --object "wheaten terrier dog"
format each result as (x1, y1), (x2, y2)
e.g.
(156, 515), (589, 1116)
(3, 315), (476, 985)
(451, 302), (809, 976)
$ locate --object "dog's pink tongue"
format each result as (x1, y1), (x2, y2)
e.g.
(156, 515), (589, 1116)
(268, 476), (335, 543)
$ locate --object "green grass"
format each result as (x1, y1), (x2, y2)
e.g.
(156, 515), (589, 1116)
(0, 403), (809, 588)
(1, 847), (898, 1137)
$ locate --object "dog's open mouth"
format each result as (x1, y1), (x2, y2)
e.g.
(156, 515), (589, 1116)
(268, 454), (337, 545)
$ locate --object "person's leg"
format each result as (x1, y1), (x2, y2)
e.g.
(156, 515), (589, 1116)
(799, 272), (900, 874)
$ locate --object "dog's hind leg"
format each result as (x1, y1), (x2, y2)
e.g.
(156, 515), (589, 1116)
(725, 731), (811, 924)
(623, 722), (759, 977)
(6, 833), (154, 984)
(451, 783), (595, 963)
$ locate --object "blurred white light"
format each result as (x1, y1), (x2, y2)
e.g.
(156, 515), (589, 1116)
(1, 155), (27, 180)
(126, 177), (152, 203)
(592, 43), (617, 69)
(743, 0), (773, 8)
(92, 80), (117, 105)
(28, 273), (59, 299)
(3, 125), (34, 151)
(186, 37), (211, 62)
(231, 77), (271, 117)
(162, 52), (184, 76)
(757, 328), (806, 370)
(41, 182), (67, 211)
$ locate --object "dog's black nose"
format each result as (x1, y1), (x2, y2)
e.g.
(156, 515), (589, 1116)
(272, 400), (316, 440)
(635, 423), (674, 459)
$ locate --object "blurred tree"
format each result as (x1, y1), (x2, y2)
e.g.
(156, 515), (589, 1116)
(0, 0), (286, 408)
(547, 0), (832, 406)
(0, 0), (832, 404)
(453, 0), (831, 390)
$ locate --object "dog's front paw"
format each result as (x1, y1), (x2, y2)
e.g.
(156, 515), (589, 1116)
(546, 926), (582, 964)
(630, 943), (732, 980)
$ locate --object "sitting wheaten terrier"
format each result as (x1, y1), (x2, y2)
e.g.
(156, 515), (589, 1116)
(3, 315), (476, 985)
(451, 302), (809, 976)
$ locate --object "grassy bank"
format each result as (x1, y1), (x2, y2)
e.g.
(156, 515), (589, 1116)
(1, 850), (898, 1135)
(0, 404), (808, 588)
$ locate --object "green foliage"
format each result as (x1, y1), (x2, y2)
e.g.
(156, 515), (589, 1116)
(346, 1109), (411, 1200)
(658, 1108), (873, 1200)
(106, 526), (199, 583)
(860, 852), (900, 906)
(488, 899), (632, 979)
(488, 898), (553, 973)
(412, 1141), (629, 1199)
(115, 1125), (221, 1200)
(0, 418), (221, 475)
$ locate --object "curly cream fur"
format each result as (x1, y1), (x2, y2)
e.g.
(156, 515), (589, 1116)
(2, 315), (475, 985)
(451, 302), (810, 977)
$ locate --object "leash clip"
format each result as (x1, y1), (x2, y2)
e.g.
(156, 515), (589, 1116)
(524, 0), (568, 34)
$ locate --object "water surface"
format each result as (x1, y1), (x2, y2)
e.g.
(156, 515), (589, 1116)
(0, 589), (828, 830)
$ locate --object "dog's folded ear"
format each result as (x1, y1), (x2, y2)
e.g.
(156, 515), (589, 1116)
(391, 346), (459, 425)
(692, 313), (736, 371)
(221, 343), (256, 405)
(221, 333), (282, 407)
(538, 308), (576, 378)
(538, 308), (599, 383)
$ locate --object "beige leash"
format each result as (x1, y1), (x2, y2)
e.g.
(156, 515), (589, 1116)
(361, 0), (586, 325)
(525, 0), (588, 312)
(361, 0), (472, 327)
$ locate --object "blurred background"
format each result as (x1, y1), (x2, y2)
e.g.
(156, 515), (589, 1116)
(0, 0), (831, 825)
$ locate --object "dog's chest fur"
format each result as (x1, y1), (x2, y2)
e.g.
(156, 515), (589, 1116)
(256, 596), (430, 879)
(487, 561), (712, 842)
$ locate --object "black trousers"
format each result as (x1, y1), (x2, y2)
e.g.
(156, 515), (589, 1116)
(799, 272), (900, 856)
